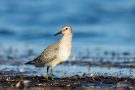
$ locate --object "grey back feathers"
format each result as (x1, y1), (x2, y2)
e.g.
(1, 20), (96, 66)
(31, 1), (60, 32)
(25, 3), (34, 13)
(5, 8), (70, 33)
(26, 42), (59, 67)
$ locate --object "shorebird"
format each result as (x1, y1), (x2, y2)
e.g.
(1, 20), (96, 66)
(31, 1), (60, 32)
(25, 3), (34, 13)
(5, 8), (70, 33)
(25, 26), (72, 80)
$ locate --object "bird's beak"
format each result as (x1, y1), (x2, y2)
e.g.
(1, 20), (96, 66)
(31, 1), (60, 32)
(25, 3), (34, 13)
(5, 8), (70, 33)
(54, 31), (62, 36)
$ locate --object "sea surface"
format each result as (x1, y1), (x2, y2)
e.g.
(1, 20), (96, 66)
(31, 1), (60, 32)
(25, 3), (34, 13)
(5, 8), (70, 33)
(0, 0), (135, 49)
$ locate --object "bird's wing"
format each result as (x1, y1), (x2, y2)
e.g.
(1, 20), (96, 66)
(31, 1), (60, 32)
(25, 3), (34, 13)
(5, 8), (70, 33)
(25, 42), (59, 67)
(33, 42), (59, 65)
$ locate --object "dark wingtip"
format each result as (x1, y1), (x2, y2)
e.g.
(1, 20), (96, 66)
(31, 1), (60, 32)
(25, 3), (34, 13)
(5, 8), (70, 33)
(25, 61), (33, 65)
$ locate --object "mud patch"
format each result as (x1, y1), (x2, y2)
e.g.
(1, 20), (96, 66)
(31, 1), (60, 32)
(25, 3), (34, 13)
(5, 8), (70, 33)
(0, 75), (134, 89)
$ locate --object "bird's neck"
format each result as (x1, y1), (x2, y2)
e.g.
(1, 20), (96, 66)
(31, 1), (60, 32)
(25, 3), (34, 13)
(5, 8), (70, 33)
(60, 33), (72, 43)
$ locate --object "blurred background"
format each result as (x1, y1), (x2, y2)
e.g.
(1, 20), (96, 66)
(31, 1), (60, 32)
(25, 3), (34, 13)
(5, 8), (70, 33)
(0, 0), (135, 77)
(0, 0), (135, 53)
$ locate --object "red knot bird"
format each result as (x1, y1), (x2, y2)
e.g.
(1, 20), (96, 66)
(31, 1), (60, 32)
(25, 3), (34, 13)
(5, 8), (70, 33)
(25, 26), (72, 80)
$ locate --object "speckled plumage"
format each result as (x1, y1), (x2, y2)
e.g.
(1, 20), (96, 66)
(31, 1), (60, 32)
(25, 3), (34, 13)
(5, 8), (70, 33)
(25, 26), (72, 80)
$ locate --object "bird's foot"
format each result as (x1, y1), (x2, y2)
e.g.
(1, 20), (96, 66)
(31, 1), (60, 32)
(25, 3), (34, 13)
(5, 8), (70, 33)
(46, 75), (49, 80)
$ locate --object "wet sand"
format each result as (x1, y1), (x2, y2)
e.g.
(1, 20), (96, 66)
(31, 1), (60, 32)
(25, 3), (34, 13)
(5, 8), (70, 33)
(0, 75), (135, 89)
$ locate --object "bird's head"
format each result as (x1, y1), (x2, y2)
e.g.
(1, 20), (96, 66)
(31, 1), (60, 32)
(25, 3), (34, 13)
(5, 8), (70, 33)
(54, 26), (72, 36)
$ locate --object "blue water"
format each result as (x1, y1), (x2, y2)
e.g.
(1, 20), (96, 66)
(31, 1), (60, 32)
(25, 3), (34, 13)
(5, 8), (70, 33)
(0, 0), (135, 49)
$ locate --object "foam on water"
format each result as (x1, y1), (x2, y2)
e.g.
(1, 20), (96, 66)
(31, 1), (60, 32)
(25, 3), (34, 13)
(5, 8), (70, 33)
(0, 64), (135, 78)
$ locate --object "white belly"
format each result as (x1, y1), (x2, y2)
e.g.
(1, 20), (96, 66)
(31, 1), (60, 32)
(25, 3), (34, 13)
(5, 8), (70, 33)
(46, 49), (71, 67)
(58, 50), (70, 60)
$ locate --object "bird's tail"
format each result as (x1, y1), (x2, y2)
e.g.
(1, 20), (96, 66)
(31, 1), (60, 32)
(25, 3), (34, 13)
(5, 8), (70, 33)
(25, 60), (35, 65)
(25, 59), (44, 67)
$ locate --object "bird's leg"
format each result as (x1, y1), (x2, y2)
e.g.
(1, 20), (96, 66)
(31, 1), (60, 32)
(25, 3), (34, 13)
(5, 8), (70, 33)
(46, 66), (49, 80)
(50, 67), (54, 80)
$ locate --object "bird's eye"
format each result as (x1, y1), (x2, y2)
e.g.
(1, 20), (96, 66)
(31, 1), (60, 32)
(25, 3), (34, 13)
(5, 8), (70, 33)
(65, 28), (68, 30)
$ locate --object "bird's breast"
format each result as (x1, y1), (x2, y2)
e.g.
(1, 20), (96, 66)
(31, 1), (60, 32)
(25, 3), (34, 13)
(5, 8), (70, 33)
(57, 44), (71, 61)
(57, 35), (72, 61)
(57, 48), (71, 61)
